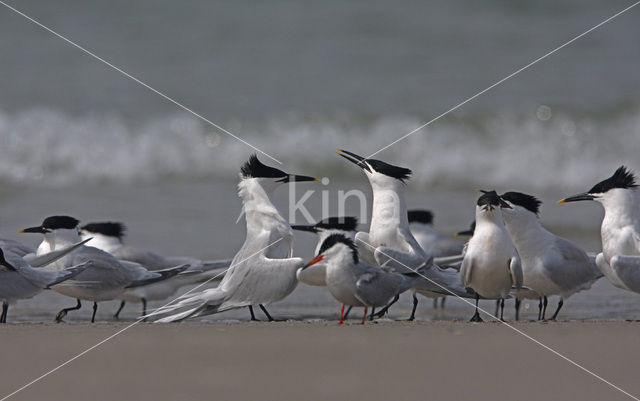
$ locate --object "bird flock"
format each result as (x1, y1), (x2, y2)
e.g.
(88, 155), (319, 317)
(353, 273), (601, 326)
(0, 152), (638, 324)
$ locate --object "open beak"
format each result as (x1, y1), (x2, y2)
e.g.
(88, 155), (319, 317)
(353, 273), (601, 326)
(337, 149), (372, 173)
(282, 174), (319, 183)
(302, 254), (324, 269)
(19, 226), (45, 234)
(291, 225), (318, 233)
(557, 193), (596, 203)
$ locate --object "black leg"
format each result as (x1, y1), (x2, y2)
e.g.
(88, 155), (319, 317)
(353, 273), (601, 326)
(259, 304), (275, 322)
(433, 298), (438, 309)
(142, 298), (148, 317)
(515, 298), (521, 321)
(55, 299), (82, 323)
(494, 299), (500, 317)
(538, 298), (543, 320)
(343, 305), (353, 320)
(373, 294), (399, 318)
(470, 294), (483, 322)
(248, 305), (259, 321)
(114, 301), (126, 319)
(499, 298), (505, 321)
(542, 296), (548, 321)
(549, 297), (564, 321)
(369, 307), (376, 321)
(91, 302), (98, 323)
(407, 294), (419, 321)
(1, 302), (8, 323)
(440, 297), (446, 309)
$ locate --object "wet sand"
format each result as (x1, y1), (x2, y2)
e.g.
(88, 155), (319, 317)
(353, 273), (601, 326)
(1, 321), (639, 401)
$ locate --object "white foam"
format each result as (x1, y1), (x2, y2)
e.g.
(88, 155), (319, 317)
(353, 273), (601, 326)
(0, 107), (637, 189)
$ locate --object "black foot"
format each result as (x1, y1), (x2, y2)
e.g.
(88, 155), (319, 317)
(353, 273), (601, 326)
(469, 313), (483, 322)
(55, 299), (82, 323)
(248, 305), (259, 321)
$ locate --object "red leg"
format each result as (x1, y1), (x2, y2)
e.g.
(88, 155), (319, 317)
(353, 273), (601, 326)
(360, 307), (368, 325)
(338, 304), (345, 325)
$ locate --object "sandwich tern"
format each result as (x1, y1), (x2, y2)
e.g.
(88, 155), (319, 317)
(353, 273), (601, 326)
(559, 166), (640, 293)
(149, 155), (318, 322)
(460, 191), (522, 321)
(21, 216), (186, 322)
(500, 191), (602, 320)
(337, 149), (474, 321)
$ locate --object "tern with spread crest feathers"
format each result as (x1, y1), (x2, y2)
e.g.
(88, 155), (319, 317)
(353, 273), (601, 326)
(148, 155), (318, 322)
(559, 166), (640, 294)
(337, 149), (474, 321)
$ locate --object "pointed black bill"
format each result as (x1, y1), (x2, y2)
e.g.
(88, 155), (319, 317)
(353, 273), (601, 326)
(454, 230), (474, 237)
(557, 193), (596, 203)
(291, 225), (318, 233)
(19, 226), (45, 234)
(337, 149), (372, 173)
(285, 174), (319, 183)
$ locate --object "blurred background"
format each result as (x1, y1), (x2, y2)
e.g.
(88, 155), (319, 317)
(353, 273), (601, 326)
(0, 0), (639, 321)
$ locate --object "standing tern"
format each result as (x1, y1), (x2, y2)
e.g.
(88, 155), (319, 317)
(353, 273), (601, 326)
(291, 216), (358, 286)
(460, 191), (522, 321)
(149, 155), (318, 322)
(79, 222), (231, 317)
(0, 248), (89, 323)
(558, 166), (640, 293)
(301, 233), (419, 324)
(337, 149), (474, 321)
(500, 191), (602, 320)
(20, 216), (186, 322)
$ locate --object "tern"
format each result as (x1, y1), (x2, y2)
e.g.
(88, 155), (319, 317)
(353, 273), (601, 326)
(461, 191), (522, 321)
(0, 248), (89, 323)
(148, 155), (318, 322)
(291, 216), (358, 287)
(21, 216), (186, 322)
(79, 222), (231, 317)
(500, 191), (602, 320)
(301, 233), (418, 324)
(558, 166), (640, 293)
(337, 149), (474, 321)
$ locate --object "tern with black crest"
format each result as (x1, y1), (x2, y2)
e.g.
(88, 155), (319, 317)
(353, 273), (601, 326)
(460, 191), (522, 321)
(148, 155), (318, 322)
(500, 191), (602, 320)
(559, 166), (640, 294)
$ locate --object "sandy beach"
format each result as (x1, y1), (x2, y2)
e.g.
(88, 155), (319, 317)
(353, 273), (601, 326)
(1, 321), (639, 401)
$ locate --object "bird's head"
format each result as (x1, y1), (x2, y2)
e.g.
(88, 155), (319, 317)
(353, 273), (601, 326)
(500, 191), (542, 217)
(476, 190), (511, 216)
(79, 222), (126, 244)
(20, 215), (80, 239)
(301, 233), (359, 270)
(337, 149), (411, 188)
(407, 210), (434, 225)
(240, 154), (318, 192)
(558, 166), (637, 208)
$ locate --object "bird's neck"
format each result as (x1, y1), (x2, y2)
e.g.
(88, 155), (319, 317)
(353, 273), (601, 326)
(601, 190), (640, 230)
(370, 184), (409, 238)
(503, 212), (552, 253)
(238, 177), (289, 235)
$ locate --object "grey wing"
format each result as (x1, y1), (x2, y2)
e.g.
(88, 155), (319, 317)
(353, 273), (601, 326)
(609, 255), (640, 293)
(508, 255), (523, 289)
(0, 238), (34, 257)
(460, 254), (474, 288)
(546, 238), (603, 290)
(112, 246), (174, 270)
(354, 270), (404, 307)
